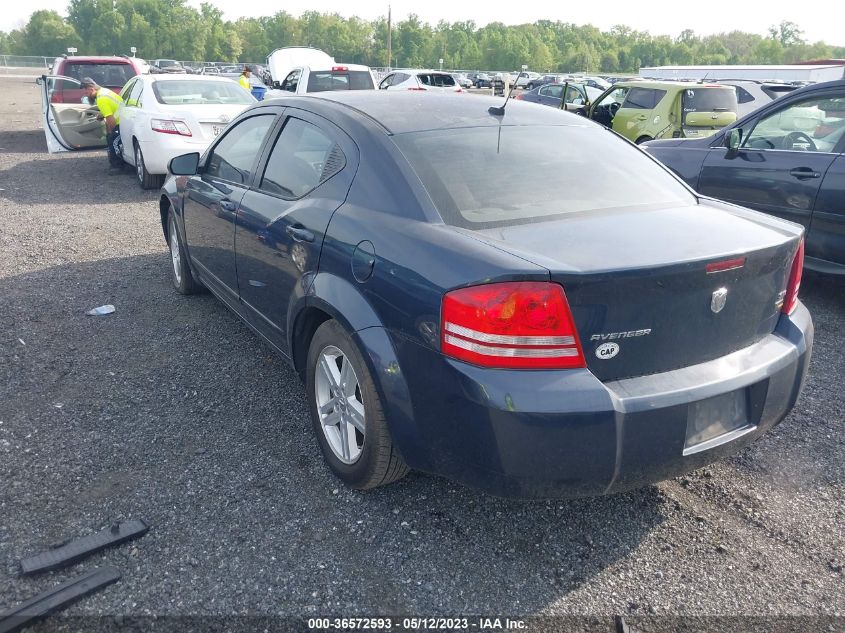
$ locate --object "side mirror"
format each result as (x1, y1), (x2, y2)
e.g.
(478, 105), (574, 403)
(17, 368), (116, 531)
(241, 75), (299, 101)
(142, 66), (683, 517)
(726, 128), (742, 152)
(169, 152), (200, 176)
(35, 77), (43, 86)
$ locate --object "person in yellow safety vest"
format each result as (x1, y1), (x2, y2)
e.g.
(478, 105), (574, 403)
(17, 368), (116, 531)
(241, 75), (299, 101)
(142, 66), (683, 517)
(239, 66), (252, 92)
(81, 77), (125, 175)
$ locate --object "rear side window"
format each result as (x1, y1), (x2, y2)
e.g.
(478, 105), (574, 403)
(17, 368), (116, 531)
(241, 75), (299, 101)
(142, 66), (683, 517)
(393, 125), (694, 229)
(260, 118), (344, 198)
(206, 114), (275, 185)
(126, 79), (144, 107)
(622, 88), (666, 110)
(733, 86), (755, 104)
(417, 74), (456, 87)
(306, 71), (373, 92)
(63, 62), (134, 88)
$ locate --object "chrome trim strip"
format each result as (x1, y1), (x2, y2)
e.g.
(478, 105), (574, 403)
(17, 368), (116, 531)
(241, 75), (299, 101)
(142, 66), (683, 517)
(444, 322), (575, 346)
(682, 424), (757, 457)
(444, 334), (579, 358)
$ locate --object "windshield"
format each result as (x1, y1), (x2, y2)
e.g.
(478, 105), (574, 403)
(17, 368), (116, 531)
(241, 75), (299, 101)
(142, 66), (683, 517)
(157, 60), (178, 67)
(152, 80), (255, 105)
(682, 87), (737, 124)
(393, 125), (694, 228)
(306, 71), (374, 92)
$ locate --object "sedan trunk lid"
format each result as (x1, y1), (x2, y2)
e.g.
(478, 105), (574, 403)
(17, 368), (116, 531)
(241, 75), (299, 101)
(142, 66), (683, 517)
(468, 202), (801, 381)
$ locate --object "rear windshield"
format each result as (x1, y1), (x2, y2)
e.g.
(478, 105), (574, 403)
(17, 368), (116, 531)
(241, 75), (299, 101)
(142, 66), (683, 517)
(306, 71), (374, 92)
(62, 62), (134, 88)
(152, 80), (255, 105)
(393, 125), (694, 228)
(417, 73), (456, 87)
(682, 88), (737, 123)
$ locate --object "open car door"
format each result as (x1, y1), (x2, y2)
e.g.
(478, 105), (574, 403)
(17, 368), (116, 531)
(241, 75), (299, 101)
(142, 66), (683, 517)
(38, 75), (107, 153)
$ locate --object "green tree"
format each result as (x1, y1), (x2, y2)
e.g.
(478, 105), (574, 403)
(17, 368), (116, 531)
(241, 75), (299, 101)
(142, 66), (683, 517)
(768, 21), (804, 47)
(20, 10), (80, 56)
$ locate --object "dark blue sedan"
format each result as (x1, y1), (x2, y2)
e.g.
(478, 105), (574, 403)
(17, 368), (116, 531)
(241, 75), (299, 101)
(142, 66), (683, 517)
(644, 79), (845, 275)
(159, 92), (812, 498)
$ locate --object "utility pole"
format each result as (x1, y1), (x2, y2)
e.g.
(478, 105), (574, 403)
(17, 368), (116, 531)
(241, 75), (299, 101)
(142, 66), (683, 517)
(386, 5), (392, 71)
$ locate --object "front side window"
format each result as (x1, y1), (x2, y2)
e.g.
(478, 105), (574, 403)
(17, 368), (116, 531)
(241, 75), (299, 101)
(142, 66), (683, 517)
(205, 114), (275, 185)
(745, 95), (845, 153)
(260, 118), (343, 198)
(393, 125), (694, 229)
(379, 74), (394, 89)
(282, 70), (300, 92)
(622, 88), (666, 110)
(565, 85), (585, 104)
(596, 87), (629, 108)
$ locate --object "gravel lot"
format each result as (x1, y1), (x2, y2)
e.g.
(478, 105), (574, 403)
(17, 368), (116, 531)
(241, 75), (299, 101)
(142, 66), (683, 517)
(0, 75), (843, 630)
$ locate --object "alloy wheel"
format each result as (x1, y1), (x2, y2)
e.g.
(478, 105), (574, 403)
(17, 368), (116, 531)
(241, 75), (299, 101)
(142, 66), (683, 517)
(314, 345), (366, 464)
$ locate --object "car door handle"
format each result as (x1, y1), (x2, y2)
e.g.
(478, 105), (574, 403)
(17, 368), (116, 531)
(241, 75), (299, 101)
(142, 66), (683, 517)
(219, 199), (237, 211)
(789, 167), (821, 180)
(286, 226), (315, 243)
(635, 114), (647, 121)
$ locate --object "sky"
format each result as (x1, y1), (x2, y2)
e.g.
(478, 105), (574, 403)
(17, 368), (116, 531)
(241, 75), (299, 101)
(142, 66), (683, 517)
(2, 0), (843, 48)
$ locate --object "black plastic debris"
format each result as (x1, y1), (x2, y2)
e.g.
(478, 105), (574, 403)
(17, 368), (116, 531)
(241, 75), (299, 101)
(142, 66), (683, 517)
(0, 566), (121, 633)
(20, 519), (149, 575)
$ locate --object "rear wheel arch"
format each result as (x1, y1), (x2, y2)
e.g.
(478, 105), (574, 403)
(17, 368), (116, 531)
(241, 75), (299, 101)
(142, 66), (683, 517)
(291, 306), (333, 380)
(159, 195), (171, 241)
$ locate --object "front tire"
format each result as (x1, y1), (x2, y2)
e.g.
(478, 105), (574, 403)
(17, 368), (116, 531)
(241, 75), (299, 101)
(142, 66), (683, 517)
(135, 142), (165, 190)
(306, 320), (409, 489)
(167, 209), (200, 295)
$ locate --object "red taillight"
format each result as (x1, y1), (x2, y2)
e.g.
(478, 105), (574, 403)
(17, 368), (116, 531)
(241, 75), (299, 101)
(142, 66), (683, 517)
(151, 119), (192, 137)
(514, 93), (524, 100)
(332, 66), (348, 71)
(782, 239), (804, 315)
(441, 282), (585, 369)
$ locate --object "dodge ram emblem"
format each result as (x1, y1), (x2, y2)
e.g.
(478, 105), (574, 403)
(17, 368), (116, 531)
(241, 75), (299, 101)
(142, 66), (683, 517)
(711, 287), (728, 313)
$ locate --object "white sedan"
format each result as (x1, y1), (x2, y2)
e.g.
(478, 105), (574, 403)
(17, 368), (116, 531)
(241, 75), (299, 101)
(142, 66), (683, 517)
(118, 74), (255, 188)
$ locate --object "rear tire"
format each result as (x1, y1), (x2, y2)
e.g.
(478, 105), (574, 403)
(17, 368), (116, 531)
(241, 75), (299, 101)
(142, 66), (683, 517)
(135, 142), (165, 190)
(306, 320), (409, 489)
(167, 209), (200, 295)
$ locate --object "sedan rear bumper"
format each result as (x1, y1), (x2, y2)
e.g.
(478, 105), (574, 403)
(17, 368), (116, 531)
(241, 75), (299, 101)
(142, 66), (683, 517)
(387, 302), (813, 498)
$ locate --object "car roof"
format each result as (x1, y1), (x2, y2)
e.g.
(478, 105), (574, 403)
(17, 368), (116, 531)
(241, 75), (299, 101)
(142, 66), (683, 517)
(309, 64), (372, 72)
(145, 74), (233, 82)
(396, 69), (454, 75)
(280, 91), (592, 134)
(59, 56), (133, 64)
(613, 80), (735, 90)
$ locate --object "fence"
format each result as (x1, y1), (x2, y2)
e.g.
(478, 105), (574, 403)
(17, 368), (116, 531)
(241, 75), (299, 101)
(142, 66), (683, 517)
(0, 55), (52, 68)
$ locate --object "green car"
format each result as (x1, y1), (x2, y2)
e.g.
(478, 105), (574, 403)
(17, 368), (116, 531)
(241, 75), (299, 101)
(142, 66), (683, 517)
(586, 80), (738, 144)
